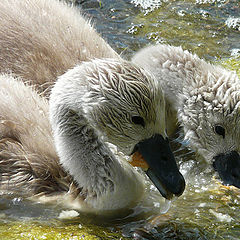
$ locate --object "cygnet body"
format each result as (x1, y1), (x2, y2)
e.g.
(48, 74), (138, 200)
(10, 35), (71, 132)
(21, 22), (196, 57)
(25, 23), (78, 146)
(0, 0), (118, 96)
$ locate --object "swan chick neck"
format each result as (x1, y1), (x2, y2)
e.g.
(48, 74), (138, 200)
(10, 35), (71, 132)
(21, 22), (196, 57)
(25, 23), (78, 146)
(49, 58), (165, 212)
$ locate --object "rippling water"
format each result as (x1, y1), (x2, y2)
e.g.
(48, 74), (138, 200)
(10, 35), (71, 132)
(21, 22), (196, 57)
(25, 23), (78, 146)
(81, 0), (239, 60)
(0, 0), (240, 239)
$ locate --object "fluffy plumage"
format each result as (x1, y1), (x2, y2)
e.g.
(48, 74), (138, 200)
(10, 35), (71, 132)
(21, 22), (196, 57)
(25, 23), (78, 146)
(0, 0), (119, 97)
(132, 44), (240, 184)
(0, 0), (175, 213)
(0, 74), (70, 195)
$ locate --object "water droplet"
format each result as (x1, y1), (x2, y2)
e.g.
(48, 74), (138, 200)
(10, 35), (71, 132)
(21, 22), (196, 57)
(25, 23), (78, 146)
(159, 198), (171, 214)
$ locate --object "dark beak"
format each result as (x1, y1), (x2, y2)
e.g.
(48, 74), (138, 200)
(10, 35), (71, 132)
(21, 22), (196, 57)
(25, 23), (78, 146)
(133, 134), (185, 200)
(213, 151), (240, 188)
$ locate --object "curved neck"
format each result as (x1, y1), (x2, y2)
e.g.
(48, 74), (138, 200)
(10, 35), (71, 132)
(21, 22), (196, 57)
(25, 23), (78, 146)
(49, 67), (143, 211)
(55, 107), (115, 189)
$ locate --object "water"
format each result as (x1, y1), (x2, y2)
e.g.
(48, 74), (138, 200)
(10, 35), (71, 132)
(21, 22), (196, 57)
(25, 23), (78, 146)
(1, 0), (240, 239)
(80, 0), (239, 60)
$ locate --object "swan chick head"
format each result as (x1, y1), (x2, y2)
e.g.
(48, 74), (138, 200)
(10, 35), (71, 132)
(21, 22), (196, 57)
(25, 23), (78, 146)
(132, 44), (240, 189)
(50, 58), (185, 200)
(180, 67), (240, 188)
(83, 59), (165, 155)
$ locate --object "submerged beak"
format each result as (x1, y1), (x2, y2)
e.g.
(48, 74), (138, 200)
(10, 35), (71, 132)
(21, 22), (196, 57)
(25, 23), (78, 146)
(213, 151), (240, 188)
(131, 134), (185, 200)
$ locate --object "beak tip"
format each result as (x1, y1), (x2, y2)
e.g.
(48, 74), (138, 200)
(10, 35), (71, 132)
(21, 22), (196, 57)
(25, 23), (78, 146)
(213, 151), (240, 189)
(146, 168), (185, 200)
(175, 175), (186, 197)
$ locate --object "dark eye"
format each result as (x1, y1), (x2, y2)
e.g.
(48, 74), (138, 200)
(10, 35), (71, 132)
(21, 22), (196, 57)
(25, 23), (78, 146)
(214, 125), (225, 138)
(132, 116), (145, 127)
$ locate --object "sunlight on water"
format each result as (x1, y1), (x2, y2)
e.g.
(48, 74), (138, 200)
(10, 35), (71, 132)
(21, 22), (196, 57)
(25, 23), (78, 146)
(131, 0), (164, 13)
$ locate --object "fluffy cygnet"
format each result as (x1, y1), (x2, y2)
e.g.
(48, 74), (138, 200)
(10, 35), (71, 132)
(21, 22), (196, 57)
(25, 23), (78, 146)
(133, 44), (240, 188)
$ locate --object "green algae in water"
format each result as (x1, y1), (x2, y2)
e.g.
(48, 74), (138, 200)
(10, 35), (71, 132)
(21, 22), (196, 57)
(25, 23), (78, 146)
(128, 0), (239, 60)
(0, 221), (128, 240)
(220, 56), (240, 77)
(165, 184), (240, 239)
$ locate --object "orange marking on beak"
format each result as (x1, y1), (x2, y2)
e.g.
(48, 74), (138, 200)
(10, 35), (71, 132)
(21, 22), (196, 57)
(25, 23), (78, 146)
(130, 152), (149, 171)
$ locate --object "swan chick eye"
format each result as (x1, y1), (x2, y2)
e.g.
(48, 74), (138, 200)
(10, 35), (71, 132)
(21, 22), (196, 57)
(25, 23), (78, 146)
(214, 125), (225, 138)
(132, 116), (145, 127)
